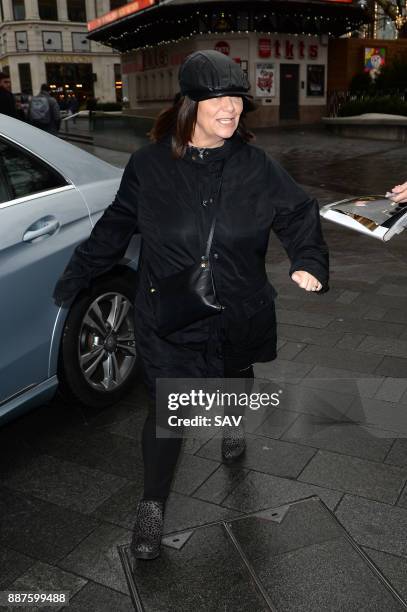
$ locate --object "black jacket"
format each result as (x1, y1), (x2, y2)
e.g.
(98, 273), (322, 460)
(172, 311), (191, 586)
(0, 88), (17, 118)
(54, 131), (329, 366)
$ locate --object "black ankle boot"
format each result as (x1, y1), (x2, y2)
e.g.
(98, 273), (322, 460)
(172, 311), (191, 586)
(131, 498), (164, 560)
(221, 423), (246, 462)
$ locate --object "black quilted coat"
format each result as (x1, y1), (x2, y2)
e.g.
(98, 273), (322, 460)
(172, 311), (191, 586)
(53, 131), (329, 393)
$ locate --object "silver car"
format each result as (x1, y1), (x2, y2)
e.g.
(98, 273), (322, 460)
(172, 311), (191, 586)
(0, 115), (140, 424)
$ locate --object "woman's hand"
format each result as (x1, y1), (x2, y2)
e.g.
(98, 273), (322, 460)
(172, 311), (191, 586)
(388, 181), (407, 204)
(291, 270), (322, 292)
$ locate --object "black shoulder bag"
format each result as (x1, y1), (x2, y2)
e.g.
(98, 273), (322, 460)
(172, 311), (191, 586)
(149, 175), (224, 338)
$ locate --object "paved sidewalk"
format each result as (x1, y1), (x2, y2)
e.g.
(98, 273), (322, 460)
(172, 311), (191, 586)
(1, 128), (406, 610)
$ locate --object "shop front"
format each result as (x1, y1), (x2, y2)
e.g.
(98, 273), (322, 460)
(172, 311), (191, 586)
(88, 0), (367, 127)
(45, 61), (94, 105)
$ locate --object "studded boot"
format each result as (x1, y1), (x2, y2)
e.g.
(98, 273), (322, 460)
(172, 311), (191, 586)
(221, 422), (246, 462)
(130, 498), (164, 560)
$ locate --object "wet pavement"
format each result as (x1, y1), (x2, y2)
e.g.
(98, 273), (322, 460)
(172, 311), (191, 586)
(1, 127), (407, 611)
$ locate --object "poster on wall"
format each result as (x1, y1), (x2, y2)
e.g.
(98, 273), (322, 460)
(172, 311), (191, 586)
(255, 63), (275, 96)
(307, 64), (325, 96)
(364, 47), (386, 80)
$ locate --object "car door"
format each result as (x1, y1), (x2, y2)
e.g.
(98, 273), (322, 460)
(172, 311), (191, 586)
(0, 135), (92, 406)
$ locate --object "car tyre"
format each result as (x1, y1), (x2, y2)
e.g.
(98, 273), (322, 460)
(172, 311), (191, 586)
(58, 271), (139, 409)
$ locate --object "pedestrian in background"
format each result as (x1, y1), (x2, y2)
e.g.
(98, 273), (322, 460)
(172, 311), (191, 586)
(53, 50), (329, 561)
(0, 72), (17, 118)
(28, 84), (61, 135)
(68, 94), (80, 123)
(86, 96), (97, 130)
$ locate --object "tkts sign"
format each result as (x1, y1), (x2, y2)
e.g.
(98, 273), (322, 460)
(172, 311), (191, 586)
(258, 38), (319, 60)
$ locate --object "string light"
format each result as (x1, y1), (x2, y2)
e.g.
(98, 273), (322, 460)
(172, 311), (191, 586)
(89, 5), (366, 51)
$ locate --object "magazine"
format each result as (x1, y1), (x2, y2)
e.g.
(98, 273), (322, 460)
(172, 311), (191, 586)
(320, 195), (407, 241)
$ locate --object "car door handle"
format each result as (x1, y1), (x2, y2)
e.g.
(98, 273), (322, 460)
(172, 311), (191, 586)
(23, 218), (60, 242)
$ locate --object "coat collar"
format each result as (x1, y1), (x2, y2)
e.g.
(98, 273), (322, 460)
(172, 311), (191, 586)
(157, 131), (245, 217)
(159, 130), (246, 164)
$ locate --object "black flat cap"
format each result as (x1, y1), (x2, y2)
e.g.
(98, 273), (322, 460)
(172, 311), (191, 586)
(179, 50), (255, 112)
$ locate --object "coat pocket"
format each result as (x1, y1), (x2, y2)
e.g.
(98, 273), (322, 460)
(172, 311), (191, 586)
(241, 282), (278, 319)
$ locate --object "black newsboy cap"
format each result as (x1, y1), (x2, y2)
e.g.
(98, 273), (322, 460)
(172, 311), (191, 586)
(179, 50), (255, 111)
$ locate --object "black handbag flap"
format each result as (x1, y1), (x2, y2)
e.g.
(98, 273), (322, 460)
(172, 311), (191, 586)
(242, 282), (278, 318)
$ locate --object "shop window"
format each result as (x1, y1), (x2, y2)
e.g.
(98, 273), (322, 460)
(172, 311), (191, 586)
(18, 62), (32, 95)
(42, 31), (62, 52)
(307, 64), (325, 97)
(114, 63), (122, 102)
(72, 32), (90, 52)
(12, 0), (25, 20)
(143, 75), (148, 100)
(45, 62), (94, 101)
(39, 0), (58, 21)
(151, 74), (157, 99)
(167, 70), (172, 99)
(67, 0), (86, 22)
(15, 31), (28, 52)
(158, 72), (164, 99)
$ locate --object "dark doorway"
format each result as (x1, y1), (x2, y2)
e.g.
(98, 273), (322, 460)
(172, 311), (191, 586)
(279, 64), (299, 120)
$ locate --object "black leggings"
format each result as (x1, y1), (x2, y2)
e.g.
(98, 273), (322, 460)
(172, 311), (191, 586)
(142, 363), (254, 501)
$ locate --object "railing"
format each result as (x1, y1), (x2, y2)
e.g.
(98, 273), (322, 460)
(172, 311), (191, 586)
(59, 111), (153, 151)
(327, 89), (407, 117)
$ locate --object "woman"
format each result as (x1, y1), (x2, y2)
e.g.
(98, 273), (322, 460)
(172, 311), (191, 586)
(53, 50), (329, 560)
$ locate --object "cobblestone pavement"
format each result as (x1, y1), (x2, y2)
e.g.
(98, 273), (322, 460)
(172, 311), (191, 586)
(1, 128), (406, 610)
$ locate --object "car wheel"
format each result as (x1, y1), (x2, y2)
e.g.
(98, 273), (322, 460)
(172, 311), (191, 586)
(58, 272), (139, 408)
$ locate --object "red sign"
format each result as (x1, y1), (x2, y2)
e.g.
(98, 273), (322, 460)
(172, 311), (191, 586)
(214, 41), (230, 56)
(259, 38), (271, 58)
(88, 0), (155, 32)
(257, 39), (319, 60)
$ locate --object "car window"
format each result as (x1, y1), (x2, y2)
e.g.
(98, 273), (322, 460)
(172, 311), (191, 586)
(0, 137), (67, 203)
(0, 162), (11, 204)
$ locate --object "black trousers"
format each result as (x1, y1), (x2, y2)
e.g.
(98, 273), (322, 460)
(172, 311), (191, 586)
(142, 363), (254, 501)
(134, 308), (255, 501)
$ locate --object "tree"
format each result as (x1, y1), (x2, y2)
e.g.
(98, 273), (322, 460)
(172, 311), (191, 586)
(371, 0), (407, 37)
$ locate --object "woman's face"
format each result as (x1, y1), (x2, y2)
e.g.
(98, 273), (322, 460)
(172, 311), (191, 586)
(193, 96), (244, 146)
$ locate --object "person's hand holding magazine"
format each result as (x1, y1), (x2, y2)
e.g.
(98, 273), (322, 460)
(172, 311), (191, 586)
(320, 192), (407, 242)
(387, 181), (407, 204)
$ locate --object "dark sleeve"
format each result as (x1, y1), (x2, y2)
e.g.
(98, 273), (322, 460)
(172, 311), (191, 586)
(50, 98), (61, 129)
(53, 153), (140, 305)
(268, 156), (329, 291)
(0, 91), (17, 118)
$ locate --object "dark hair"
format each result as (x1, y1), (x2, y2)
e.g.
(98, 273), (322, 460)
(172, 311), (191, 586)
(40, 83), (50, 92)
(0, 72), (9, 81)
(149, 94), (254, 159)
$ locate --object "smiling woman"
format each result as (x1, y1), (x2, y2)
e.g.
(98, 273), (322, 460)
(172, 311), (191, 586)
(192, 96), (244, 148)
(53, 49), (329, 561)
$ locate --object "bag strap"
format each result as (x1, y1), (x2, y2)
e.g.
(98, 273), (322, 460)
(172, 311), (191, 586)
(204, 172), (224, 259)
